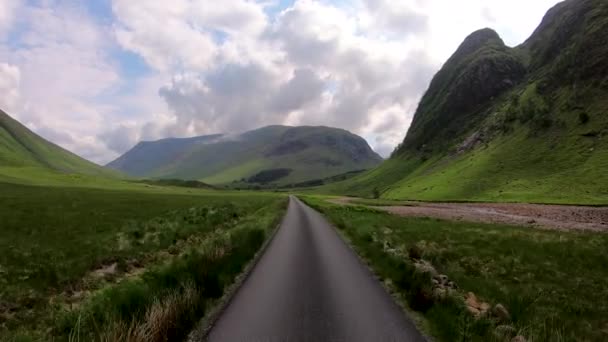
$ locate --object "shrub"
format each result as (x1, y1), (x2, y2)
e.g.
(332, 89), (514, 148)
(372, 187), (380, 199)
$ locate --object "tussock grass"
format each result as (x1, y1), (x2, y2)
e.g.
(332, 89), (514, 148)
(0, 182), (286, 341)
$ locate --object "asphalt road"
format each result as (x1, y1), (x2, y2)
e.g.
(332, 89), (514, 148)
(206, 196), (426, 342)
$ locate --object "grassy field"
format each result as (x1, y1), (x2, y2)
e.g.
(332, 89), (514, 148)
(0, 182), (286, 341)
(302, 196), (608, 341)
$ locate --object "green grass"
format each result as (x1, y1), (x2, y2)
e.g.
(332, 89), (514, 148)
(201, 159), (266, 184)
(322, 85), (608, 205)
(0, 182), (286, 340)
(110, 125), (382, 186)
(0, 110), (118, 178)
(302, 196), (608, 341)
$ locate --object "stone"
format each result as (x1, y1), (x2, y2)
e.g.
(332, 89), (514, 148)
(479, 302), (491, 314)
(438, 274), (449, 285)
(414, 259), (438, 278)
(465, 292), (480, 309)
(432, 287), (447, 301)
(466, 305), (481, 316)
(493, 303), (511, 321)
(93, 263), (118, 279)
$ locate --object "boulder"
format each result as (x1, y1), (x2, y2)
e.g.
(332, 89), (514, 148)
(493, 303), (511, 321)
(466, 305), (481, 316)
(432, 287), (447, 301)
(465, 292), (480, 308)
(479, 302), (491, 314)
(414, 259), (438, 278)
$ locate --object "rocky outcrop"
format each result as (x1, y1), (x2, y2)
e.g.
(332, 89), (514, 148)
(400, 28), (526, 153)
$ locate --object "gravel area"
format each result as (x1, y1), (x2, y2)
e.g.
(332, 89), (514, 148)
(332, 198), (608, 232)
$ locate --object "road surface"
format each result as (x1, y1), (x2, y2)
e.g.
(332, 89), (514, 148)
(206, 196), (425, 341)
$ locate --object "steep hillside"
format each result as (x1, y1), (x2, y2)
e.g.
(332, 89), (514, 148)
(108, 125), (382, 185)
(327, 0), (608, 204)
(0, 109), (118, 178)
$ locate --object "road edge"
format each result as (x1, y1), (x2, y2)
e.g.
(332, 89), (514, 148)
(186, 198), (289, 342)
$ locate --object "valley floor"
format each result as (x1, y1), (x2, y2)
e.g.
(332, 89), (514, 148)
(0, 182), (287, 341)
(332, 197), (608, 232)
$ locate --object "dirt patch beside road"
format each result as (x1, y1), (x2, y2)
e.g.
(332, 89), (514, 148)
(331, 198), (608, 232)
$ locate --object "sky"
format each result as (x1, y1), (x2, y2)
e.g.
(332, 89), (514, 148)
(0, 0), (563, 164)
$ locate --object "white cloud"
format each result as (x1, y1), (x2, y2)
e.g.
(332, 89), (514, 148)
(112, 0), (268, 72)
(1, 0), (564, 164)
(0, 63), (20, 113)
(104, 0), (562, 159)
(0, 0), (20, 38)
(1, 2), (121, 163)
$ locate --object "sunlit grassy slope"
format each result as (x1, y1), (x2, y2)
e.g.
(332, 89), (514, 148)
(323, 101), (608, 205)
(0, 110), (118, 178)
(109, 125), (383, 185)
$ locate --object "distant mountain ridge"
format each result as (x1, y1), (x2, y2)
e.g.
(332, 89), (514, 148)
(0, 109), (117, 177)
(108, 125), (383, 185)
(327, 0), (608, 204)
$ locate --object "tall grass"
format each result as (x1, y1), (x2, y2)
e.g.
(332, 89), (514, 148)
(57, 225), (270, 341)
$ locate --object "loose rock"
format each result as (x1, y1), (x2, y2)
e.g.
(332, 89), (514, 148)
(493, 303), (511, 321)
(432, 287), (447, 301)
(466, 305), (481, 316)
(92, 262), (118, 279)
(465, 292), (480, 308)
(414, 259), (438, 278)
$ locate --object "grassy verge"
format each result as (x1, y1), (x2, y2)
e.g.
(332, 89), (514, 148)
(301, 196), (608, 341)
(0, 182), (286, 341)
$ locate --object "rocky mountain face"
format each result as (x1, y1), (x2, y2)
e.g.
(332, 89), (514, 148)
(108, 125), (382, 185)
(329, 0), (608, 203)
(397, 0), (608, 158)
(399, 28), (527, 154)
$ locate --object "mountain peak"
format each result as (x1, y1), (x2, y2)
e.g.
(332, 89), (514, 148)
(453, 28), (504, 58)
(108, 125), (382, 185)
(398, 26), (525, 154)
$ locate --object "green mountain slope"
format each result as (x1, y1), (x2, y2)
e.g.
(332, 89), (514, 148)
(325, 0), (608, 204)
(108, 125), (383, 185)
(0, 109), (118, 178)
